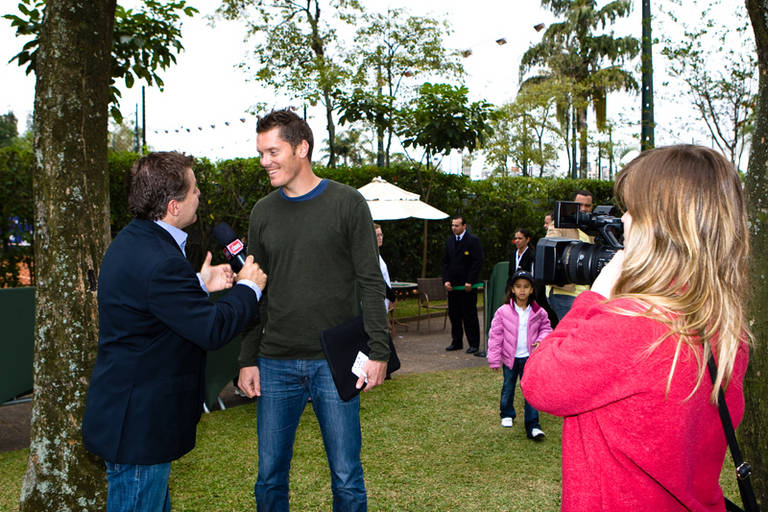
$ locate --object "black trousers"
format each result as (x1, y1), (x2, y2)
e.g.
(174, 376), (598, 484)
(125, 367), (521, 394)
(447, 289), (480, 348)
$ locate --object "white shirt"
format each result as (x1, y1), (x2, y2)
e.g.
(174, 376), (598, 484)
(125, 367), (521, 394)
(379, 255), (392, 310)
(514, 302), (531, 358)
(515, 247), (527, 269)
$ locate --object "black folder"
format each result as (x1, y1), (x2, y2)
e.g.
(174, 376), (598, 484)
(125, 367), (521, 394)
(320, 316), (400, 401)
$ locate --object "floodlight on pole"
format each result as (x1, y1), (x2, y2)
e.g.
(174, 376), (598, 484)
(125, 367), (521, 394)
(534, 23), (545, 32)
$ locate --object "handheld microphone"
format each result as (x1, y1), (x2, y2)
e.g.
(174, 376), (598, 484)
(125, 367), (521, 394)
(212, 222), (247, 272)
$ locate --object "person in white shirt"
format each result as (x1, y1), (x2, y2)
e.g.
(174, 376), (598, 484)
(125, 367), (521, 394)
(374, 223), (395, 312)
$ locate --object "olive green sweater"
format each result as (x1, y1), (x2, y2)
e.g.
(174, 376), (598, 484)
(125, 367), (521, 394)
(238, 179), (390, 365)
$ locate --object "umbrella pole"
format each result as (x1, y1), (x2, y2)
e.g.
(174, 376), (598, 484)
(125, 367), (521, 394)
(421, 219), (429, 278)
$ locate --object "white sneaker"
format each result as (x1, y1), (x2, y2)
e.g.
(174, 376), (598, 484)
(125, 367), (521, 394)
(501, 417), (514, 428)
(531, 427), (545, 439)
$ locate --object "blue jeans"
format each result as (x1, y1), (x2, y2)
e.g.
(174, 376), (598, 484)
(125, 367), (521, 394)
(548, 292), (576, 322)
(254, 358), (366, 512)
(105, 461), (171, 512)
(500, 359), (540, 437)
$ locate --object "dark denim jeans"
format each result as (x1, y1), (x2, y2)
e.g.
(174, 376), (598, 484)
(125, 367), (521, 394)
(548, 292), (576, 322)
(254, 357), (366, 512)
(500, 358), (540, 437)
(104, 461), (171, 512)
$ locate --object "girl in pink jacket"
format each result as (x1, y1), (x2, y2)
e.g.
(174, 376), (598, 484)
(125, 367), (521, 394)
(487, 270), (552, 439)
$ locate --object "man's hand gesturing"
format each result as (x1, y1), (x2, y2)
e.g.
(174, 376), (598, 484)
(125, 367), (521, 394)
(236, 255), (267, 290)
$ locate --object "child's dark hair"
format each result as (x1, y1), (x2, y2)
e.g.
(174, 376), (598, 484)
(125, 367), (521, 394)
(505, 276), (535, 306)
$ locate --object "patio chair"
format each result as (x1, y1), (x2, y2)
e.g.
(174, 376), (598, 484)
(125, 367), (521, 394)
(416, 277), (449, 332)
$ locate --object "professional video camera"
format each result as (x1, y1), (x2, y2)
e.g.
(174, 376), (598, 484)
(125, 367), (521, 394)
(534, 201), (624, 286)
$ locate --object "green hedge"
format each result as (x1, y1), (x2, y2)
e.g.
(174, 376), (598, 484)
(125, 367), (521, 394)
(0, 146), (34, 287)
(1, 148), (615, 285)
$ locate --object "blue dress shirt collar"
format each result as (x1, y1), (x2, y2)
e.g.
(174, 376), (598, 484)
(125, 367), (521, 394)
(154, 220), (188, 257)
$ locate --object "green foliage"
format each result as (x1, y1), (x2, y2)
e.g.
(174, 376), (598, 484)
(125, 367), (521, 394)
(108, 118), (138, 152)
(339, 7), (464, 167)
(194, 157), (272, 246)
(520, 0), (638, 177)
(108, 151), (141, 238)
(4, 0), (198, 123)
(0, 144), (34, 287)
(216, 0), (362, 167)
(0, 112), (20, 148)
(322, 128), (373, 167)
(659, 1), (755, 170)
(0, 146), (614, 285)
(484, 92), (561, 178)
(399, 83), (492, 169)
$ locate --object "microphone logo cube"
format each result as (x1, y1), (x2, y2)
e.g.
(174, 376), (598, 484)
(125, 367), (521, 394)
(226, 239), (244, 255)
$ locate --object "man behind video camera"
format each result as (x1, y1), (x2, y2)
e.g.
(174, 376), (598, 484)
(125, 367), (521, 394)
(545, 189), (594, 321)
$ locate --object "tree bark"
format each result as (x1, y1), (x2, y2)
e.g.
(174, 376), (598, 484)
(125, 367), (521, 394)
(19, 0), (116, 510)
(640, 0), (655, 151)
(571, 106), (578, 179)
(324, 91), (337, 168)
(744, 0), (768, 506)
(577, 107), (588, 179)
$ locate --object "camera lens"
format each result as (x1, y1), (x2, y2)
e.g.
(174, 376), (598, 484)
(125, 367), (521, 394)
(562, 242), (618, 285)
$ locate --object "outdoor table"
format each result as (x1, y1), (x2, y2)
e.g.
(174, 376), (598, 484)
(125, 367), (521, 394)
(390, 281), (417, 299)
(388, 281), (417, 334)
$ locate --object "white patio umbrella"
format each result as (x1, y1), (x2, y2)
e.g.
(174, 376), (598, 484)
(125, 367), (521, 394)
(357, 177), (448, 221)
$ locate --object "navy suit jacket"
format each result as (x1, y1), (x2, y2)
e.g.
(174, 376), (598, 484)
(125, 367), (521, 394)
(441, 232), (483, 286)
(82, 219), (259, 464)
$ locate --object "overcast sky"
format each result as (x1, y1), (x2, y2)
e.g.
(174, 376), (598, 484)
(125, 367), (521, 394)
(0, 0), (752, 173)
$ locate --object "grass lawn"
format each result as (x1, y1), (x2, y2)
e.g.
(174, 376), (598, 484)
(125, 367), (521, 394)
(392, 295), (482, 320)
(0, 366), (741, 511)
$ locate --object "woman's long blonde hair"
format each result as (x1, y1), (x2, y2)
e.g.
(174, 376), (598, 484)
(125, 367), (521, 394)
(612, 145), (750, 403)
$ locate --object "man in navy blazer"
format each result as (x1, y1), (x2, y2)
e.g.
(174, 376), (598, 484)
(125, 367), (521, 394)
(81, 152), (266, 512)
(442, 215), (483, 354)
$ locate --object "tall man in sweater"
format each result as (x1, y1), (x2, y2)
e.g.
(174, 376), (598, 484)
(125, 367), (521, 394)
(237, 109), (390, 512)
(442, 215), (484, 354)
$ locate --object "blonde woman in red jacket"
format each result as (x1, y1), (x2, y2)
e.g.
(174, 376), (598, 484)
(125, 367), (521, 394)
(487, 270), (552, 439)
(522, 145), (750, 511)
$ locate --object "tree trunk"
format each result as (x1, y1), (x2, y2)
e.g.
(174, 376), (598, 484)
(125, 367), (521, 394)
(376, 124), (385, 168)
(376, 63), (386, 168)
(571, 107), (578, 179)
(743, 0), (768, 506)
(421, 219), (429, 278)
(419, 170), (436, 278)
(578, 107), (588, 179)
(324, 93), (337, 168)
(538, 129), (545, 177)
(640, 0), (655, 151)
(19, 0), (115, 510)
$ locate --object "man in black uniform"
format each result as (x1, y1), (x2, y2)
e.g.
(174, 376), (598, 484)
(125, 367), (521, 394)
(442, 215), (484, 353)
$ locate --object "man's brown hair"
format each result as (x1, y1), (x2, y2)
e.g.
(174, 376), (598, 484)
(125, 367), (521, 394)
(128, 152), (194, 221)
(257, 109), (314, 161)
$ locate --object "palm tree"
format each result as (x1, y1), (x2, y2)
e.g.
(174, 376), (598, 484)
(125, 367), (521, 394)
(520, 0), (639, 178)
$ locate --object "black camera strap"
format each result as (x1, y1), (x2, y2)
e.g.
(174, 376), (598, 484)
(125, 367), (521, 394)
(706, 353), (759, 512)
